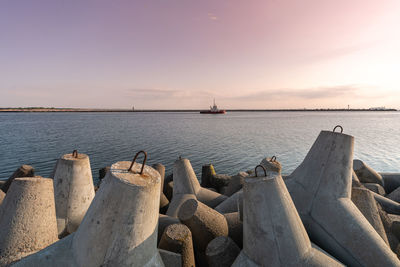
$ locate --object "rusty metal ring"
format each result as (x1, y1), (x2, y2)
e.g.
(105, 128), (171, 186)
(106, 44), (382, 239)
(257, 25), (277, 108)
(270, 156), (277, 162)
(255, 165), (267, 177)
(128, 150), (147, 174)
(333, 125), (343, 133)
(72, 150), (78, 158)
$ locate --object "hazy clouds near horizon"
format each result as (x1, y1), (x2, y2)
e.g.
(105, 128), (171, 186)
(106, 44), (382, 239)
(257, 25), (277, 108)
(1, 0), (400, 109)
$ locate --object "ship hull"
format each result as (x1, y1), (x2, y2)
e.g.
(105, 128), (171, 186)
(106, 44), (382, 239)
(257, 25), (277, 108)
(199, 110), (226, 114)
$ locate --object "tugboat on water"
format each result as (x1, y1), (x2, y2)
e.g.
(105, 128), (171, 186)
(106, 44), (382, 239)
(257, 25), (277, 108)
(200, 99), (226, 114)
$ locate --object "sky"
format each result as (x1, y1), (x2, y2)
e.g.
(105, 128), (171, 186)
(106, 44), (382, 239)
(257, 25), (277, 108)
(1, 0), (400, 109)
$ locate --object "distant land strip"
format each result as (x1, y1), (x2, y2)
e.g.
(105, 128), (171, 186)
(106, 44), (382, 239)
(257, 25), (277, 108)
(0, 107), (397, 112)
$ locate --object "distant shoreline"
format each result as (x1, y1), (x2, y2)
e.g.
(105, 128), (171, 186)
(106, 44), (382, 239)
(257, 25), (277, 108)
(0, 108), (397, 113)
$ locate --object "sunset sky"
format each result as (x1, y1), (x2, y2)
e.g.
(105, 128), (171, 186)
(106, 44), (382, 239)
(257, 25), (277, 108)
(1, 0), (400, 109)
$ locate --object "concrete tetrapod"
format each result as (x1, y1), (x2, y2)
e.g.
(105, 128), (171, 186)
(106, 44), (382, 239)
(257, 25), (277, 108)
(158, 214), (180, 244)
(14, 159), (164, 267)
(0, 190), (4, 206)
(158, 224), (195, 267)
(206, 236), (240, 267)
(53, 151), (95, 235)
(353, 159), (384, 186)
(215, 189), (243, 214)
(220, 172), (248, 197)
(259, 156), (282, 174)
(223, 212), (243, 248)
(381, 173), (400, 194)
(0, 177), (58, 266)
(167, 158), (227, 217)
(351, 187), (389, 245)
(232, 172), (343, 267)
(1, 165), (34, 193)
(285, 127), (400, 267)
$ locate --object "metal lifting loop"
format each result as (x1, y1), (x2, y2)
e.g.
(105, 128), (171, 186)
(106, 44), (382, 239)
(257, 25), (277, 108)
(333, 125), (343, 133)
(72, 150), (78, 158)
(255, 165), (267, 177)
(270, 156), (277, 162)
(128, 150), (148, 174)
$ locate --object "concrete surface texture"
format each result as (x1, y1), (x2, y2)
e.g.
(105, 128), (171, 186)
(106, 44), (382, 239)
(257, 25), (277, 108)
(206, 236), (240, 267)
(285, 130), (400, 267)
(53, 152), (95, 235)
(232, 173), (343, 267)
(1, 165), (34, 193)
(378, 206), (400, 257)
(223, 212), (243, 248)
(381, 173), (400, 194)
(363, 183), (386, 195)
(158, 249), (182, 267)
(0, 190), (5, 206)
(215, 189), (243, 214)
(178, 198), (228, 253)
(351, 187), (389, 245)
(220, 172), (248, 197)
(200, 164), (216, 188)
(158, 214), (180, 244)
(388, 187), (400, 203)
(172, 158), (227, 208)
(373, 192), (400, 215)
(259, 156), (282, 174)
(353, 159), (384, 186)
(352, 171), (363, 187)
(0, 177), (58, 266)
(158, 223), (195, 267)
(14, 161), (164, 267)
(166, 194), (196, 218)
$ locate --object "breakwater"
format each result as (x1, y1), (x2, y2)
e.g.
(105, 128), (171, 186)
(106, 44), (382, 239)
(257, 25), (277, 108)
(1, 126), (400, 266)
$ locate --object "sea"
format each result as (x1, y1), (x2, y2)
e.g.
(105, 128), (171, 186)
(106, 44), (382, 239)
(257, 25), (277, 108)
(0, 111), (399, 182)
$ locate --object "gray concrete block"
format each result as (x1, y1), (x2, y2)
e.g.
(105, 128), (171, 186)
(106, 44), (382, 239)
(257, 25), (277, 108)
(1, 164), (34, 193)
(215, 189), (242, 214)
(178, 198), (228, 253)
(220, 172), (248, 196)
(351, 187), (389, 245)
(381, 173), (400, 194)
(53, 152), (95, 235)
(168, 158), (226, 216)
(285, 129), (399, 267)
(223, 212), (243, 248)
(232, 172), (343, 267)
(158, 249), (182, 267)
(363, 183), (386, 195)
(206, 236), (240, 267)
(158, 214), (180, 244)
(158, 224), (195, 267)
(259, 156), (282, 174)
(0, 190), (5, 206)
(0, 177), (58, 266)
(14, 160), (164, 267)
(353, 159), (384, 186)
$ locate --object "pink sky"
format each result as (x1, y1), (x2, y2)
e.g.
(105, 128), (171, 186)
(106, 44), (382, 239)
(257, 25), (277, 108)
(1, 0), (399, 109)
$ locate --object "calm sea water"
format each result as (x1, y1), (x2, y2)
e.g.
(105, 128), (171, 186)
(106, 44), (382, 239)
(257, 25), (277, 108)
(0, 112), (399, 182)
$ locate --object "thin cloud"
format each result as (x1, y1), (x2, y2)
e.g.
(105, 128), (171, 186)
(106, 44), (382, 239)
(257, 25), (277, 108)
(228, 85), (362, 101)
(207, 12), (218, 21)
(304, 41), (379, 64)
(127, 88), (215, 99)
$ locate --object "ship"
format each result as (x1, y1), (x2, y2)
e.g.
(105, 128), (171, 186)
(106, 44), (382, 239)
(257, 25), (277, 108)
(200, 99), (226, 114)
